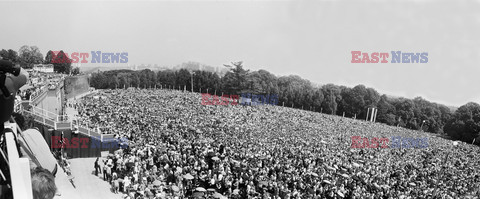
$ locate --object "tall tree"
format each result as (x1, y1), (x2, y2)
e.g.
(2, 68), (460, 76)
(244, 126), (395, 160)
(221, 61), (249, 95)
(376, 95), (397, 125)
(444, 102), (480, 143)
(18, 45), (44, 68)
(321, 84), (342, 115)
(52, 50), (72, 74)
(45, 50), (54, 64)
(0, 49), (19, 62)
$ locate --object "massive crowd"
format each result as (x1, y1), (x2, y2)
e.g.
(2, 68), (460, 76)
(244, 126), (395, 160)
(73, 89), (480, 199)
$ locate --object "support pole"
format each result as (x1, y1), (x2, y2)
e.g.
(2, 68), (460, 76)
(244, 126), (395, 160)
(366, 108), (370, 121)
(370, 108), (375, 122)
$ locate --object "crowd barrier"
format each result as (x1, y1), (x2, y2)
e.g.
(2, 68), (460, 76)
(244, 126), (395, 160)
(17, 80), (118, 158)
(29, 87), (48, 105)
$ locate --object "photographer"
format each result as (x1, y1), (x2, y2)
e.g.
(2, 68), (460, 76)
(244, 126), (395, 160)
(0, 59), (28, 128)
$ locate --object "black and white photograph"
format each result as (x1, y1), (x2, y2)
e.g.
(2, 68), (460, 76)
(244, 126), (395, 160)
(0, 0), (479, 198)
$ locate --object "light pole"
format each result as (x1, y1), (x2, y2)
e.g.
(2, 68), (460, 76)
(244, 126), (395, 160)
(420, 120), (426, 131)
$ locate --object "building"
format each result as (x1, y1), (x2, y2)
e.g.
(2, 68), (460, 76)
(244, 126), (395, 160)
(33, 64), (54, 73)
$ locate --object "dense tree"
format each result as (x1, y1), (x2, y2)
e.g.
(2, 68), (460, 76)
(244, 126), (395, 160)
(175, 69), (191, 90)
(44, 50), (54, 64)
(444, 102), (480, 144)
(221, 61), (249, 95)
(0, 49), (19, 62)
(52, 50), (72, 74)
(245, 70), (279, 95)
(18, 45), (44, 68)
(393, 98), (416, 129)
(376, 95), (397, 125)
(321, 84), (342, 115)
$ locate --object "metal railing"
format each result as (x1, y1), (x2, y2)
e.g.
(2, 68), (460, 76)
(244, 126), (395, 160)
(23, 108), (112, 141)
(20, 80), (115, 141)
(29, 86), (48, 104)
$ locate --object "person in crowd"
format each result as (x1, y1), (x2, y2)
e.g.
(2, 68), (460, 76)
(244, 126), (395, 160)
(31, 167), (57, 199)
(94, 157), (101, 176)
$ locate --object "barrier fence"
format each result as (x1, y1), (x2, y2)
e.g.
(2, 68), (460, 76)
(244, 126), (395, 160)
(21, 104), (114, 142)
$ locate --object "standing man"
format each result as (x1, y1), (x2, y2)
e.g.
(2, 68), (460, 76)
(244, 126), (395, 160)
(103, 159), (107, 181)
(94, 157), (101, 176)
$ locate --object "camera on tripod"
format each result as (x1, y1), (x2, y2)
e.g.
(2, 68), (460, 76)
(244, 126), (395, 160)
(0, 60), (21, 98)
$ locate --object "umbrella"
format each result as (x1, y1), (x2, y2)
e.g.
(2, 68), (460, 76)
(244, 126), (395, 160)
(171, 185), (180, 192)
(212, 156), (220, 161)
(339, 174), (350, 178)
(212, 192), (224, 198)
(337, 191), (345, 198)
(183, 173), (194, 180)
(325, 165), (336, 171)
(195, 187), (207, 192)
(153, 180), (161, 186)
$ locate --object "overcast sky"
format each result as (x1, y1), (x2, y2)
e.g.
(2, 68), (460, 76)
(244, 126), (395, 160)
(1, 0), (479, 107)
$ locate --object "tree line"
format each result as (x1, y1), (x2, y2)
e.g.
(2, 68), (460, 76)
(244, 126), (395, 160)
(0, 46), (79, 75)
(88, 61), (480, 145)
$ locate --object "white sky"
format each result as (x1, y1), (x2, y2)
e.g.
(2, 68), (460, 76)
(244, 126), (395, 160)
(0, 0), (479, 107)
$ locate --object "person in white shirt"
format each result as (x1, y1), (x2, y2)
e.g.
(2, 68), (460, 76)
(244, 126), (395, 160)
(123, 176), (130, 193)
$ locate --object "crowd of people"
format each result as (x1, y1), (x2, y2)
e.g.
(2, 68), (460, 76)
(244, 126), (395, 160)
(17, 70), (65, 101)
(73, 88), (480, 199)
